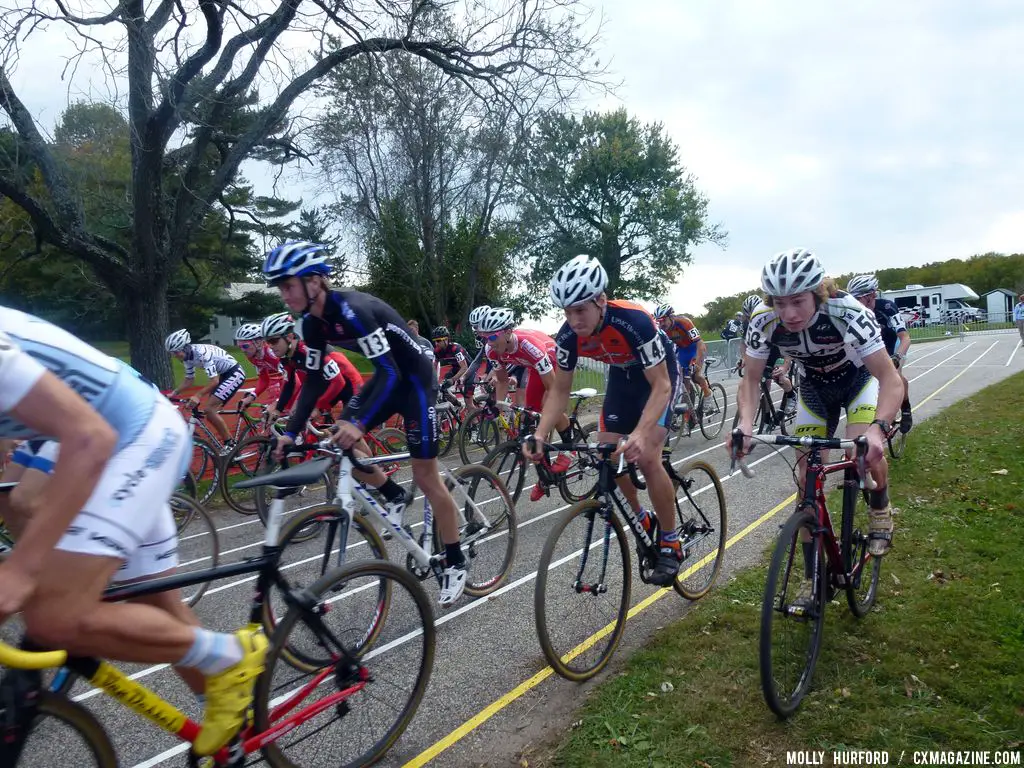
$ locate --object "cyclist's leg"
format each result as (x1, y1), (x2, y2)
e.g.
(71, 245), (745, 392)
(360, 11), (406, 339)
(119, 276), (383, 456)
(842, 370), (892, 554)
(207, 365), (247, 442)
(692, 351), (712, 396)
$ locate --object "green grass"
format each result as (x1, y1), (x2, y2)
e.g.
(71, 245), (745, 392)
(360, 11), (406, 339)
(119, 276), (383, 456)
(94, 340), (374, 384)
(543, 373), (1024, 768)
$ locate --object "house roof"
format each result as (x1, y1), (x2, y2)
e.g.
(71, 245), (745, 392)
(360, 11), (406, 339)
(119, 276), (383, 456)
(981, 288), (1017, 297)
(224, 282), (276, 300)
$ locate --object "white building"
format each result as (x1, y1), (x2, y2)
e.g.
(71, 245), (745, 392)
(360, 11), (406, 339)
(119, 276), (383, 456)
(206, 282), (279, 346)
(982, 288), (1017, 324)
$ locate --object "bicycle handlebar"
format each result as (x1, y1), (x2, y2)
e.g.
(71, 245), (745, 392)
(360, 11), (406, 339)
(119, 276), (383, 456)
(729, 428), (877, 489)
(0, 638), (67, 669)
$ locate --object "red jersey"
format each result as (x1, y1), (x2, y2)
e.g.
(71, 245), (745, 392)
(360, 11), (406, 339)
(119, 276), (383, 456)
(244, 343), (284, 398)
(485, 328), (556, 375)
(277, 341), (364, 413)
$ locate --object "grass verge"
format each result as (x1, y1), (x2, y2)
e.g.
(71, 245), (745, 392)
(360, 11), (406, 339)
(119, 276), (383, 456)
(546, 372), (1024, 768)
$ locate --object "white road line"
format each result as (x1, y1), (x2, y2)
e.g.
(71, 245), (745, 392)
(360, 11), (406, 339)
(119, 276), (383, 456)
(1006, 339), (1021, 367)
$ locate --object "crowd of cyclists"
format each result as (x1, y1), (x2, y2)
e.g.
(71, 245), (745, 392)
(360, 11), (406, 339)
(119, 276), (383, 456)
(0, 239), (913, 758)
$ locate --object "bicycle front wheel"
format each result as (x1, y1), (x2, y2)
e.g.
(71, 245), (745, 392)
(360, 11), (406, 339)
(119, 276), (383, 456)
(255, 560), (435, 768)
(482, 440), (527, 504)
(760, 510), (826, 718)
(699, 383), (728, 439)
(535, 500), (631, 681)
(220, 434), (274, 514)
(15, 692), (117, 767)
(457, 410), (501, 465)
(672, 460), (727, 600)
(189, 439), (220, 506)
(440, 464), (518, 596)
(842, 468), (882, 618)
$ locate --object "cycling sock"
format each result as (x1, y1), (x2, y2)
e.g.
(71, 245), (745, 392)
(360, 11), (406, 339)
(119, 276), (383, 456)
(901, 397), (911, 410)
(869, 486), (890, 509)
(179, 628), (244, 676)
(445, 542), (466, 568)
(801, 542), (815, 579)
(659, 528), (680, 545)
(379, 478), (406, 504)
(557, 427), (574, 444)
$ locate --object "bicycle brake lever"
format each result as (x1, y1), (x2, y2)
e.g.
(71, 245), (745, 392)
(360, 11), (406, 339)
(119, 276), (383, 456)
(729, 428), (755, 478)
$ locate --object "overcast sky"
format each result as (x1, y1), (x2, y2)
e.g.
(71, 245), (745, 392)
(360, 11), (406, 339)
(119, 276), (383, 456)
(6, 0), (1023, 321)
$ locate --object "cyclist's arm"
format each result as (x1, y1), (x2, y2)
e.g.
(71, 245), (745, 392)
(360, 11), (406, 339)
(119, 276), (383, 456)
(895, 329), (911, 359)
(1, 370), (116, 576)
(253, 366), (271, 398)
(534, 366), (573, 441)
(275, 366), (298, 413)
(861, 350), (902, 426)
(492, 364), (511, 404)
(315, 371), (348, 411)
(285, 324), (331, 436)
(451, 353), (469, 381)
(737, 353), (767, 430)
(194, 375), (221, 400)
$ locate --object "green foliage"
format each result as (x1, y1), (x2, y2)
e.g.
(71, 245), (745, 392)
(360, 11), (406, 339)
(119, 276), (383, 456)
(834, 251), (1024, 298)
(518, 108), (727, 313)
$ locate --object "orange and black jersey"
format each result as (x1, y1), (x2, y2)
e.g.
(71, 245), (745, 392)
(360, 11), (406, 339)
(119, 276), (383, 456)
(555, 300), (670, 370)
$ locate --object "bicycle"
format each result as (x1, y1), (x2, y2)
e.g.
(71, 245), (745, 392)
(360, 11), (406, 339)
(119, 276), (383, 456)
(237, 441), (517, 637)
(665, 356), (728, 448)
(753, 362), (799, 437)
(533, 437), (727, 681)
(0, 465), (436, 768)
(435, 379), (465, 458)
(481, 389), (599, 504)
(730, 429), (881, 718)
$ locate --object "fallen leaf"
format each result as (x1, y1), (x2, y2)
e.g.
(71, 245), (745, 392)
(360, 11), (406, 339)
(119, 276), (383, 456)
(891, 573), (901, 585)
(991, 469), (1009, 475)
(520, 760), (529, 768)
(661, 681), (674, 693)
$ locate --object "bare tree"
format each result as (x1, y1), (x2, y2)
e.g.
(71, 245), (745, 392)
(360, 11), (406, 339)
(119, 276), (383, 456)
(0, 0), (602, 385)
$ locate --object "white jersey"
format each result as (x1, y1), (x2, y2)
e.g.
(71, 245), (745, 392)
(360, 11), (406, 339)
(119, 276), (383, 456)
(183, 343), (238, 378)
(745, 293), (884, 381)
(0, 306), (159, 450)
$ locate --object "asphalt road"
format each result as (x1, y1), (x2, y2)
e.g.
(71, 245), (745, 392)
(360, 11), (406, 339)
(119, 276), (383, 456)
(21, 330), (1024, 768)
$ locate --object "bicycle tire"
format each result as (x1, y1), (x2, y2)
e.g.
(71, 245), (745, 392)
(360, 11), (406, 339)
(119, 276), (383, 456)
(435, 464), (518, 596)
(672, 460), (727, 601)
(760, 510), (826, 718)
(482, 440), (527, 504)
(177, 470), (198, 500)
(887, 420), (907, 459)
(535, 499), (631, 682)
(699, 383), (728, 439)
(255, 560), (435, 768)
(168, 493), (220, 607)
(436, 410), (460, 458)
(220, 434), (274, 515)
(557, 420), (600, 504)
(367, 427), (408, 476)
(263, 504), (390, 672)
(457, 410), (501, 466)
(189, 439), (221, 506)
(18, 691), (118, 767)
(841, 468), (882, 618)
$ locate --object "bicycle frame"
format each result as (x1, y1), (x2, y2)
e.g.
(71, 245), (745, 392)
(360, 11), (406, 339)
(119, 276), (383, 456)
(1, 490), (361, 766)
(798, 448), (862, 593)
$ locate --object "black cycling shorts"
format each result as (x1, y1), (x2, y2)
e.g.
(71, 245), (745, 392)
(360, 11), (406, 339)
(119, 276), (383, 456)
(343, 364), (439, 460)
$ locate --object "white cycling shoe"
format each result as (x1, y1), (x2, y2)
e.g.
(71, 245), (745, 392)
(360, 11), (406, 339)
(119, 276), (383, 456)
(438, 564), (467, 607)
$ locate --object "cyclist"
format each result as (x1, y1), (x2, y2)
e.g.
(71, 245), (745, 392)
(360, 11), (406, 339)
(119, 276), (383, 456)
(233, 323), (284, 410)
(653, 304), (711, 422)
(432, 325), (469, 391)
(260, 312), (365, 424)
(460, 305), (492, 404)
(165, 330), (246, 447)
(526, 255), (683, 586)
(263, 241), (469, 606)
(0, 306), (267, 756)
(738, 294), (797, 420)
(846, 274), (913, 433)
(728, 249), (904, 573)
(479, 307), (574, 500)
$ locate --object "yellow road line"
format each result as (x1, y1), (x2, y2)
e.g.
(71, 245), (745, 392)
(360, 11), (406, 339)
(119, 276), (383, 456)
(401, 492), (798, 768)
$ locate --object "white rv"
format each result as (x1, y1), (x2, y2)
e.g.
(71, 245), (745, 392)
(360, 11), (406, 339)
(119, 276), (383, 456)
(879, 283), (983, 326)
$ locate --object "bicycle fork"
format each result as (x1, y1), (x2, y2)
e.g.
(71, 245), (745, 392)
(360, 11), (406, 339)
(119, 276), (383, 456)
(573, 508), (613, 596)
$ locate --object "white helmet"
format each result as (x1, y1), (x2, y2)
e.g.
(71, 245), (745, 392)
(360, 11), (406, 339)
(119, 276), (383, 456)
(549, 255), (608, 308)
(846, 274), (879, 297)
(478, 307), (516, 334)
(742, 294), (762, 317)
(761, 248), (825, 297)
(234, 323), (262, 342)
(261, 312), (295, 339)
(653, 303), (674, 319)
(468, 305), (491, 330)
(165, 329), (190, 352)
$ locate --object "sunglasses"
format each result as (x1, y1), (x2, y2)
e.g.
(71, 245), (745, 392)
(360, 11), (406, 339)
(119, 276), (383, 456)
(483, 332), (505, 342)
(265, 336), (283, 345)
(238, 341), (255, 349)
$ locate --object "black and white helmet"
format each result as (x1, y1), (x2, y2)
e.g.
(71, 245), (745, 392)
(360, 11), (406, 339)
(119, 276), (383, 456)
(653, 303), (674, 319)
(761, 248), (825, 297)
(468, 305), (491, 330)
(846, 274), (879, 297)
(234, 323), (262, 342)
(260, 312), (295, 339)
(742, 294), (762, 317)
(165, 329), (191, 352)
(549, 255), (608, 308)
(478, 307), (516, 334)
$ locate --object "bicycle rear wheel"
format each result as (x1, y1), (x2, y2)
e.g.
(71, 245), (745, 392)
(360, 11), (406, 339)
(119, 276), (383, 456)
(558, 420), (600, 503)
(482, 440), (527, 504)
(699, 383), (728, 439)
(168, 493), (220, 607)
(457, 410), (501, 465)
(760, 510), (826, 718)
(887, 417), (907, 459)
(672, 460), (727, 600)
(841, 468), (882, 618)
(534, 500), (631, 681)
(367, 427), (408, 476)
(14, 691), (117, 767)
(255, 561), (435, 768)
